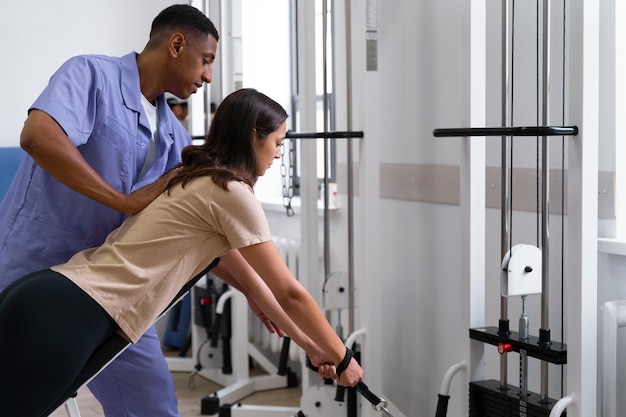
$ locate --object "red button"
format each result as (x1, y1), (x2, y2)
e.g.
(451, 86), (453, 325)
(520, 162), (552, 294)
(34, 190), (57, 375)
(497, 343), (513, 354)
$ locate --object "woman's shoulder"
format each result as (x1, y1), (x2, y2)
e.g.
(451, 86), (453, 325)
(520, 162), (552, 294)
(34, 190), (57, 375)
(178, 177), (254, 199)
(226, 180), (254, 194)
(211, 180), (259, 210)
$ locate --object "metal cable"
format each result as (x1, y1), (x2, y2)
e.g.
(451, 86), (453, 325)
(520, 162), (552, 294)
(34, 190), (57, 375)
(560, 0), (567, 399)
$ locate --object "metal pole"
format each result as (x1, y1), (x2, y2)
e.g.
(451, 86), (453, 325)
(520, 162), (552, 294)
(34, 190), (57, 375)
(345, 0), (355, 336)
(499, 0), (513, 390)
(539, 0), (551, 403)
(322, 0), (330, 279)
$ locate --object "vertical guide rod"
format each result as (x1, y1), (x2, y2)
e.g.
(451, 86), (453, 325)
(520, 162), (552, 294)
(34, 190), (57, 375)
(345, 0), (356, 335)
(499, 0), (513, 390)
(322, 0), (331, 299)
(539, 0), (551, 403)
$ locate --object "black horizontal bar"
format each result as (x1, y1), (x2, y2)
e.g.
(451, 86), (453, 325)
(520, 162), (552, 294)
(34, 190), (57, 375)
(286, 131), (364, 139)
(433, 126), (578, 137)
(192, 130), (365, 141)
(469, 326), (567, 365)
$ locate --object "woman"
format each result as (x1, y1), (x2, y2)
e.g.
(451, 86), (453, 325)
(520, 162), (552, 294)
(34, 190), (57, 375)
(0, 88), (364, 416)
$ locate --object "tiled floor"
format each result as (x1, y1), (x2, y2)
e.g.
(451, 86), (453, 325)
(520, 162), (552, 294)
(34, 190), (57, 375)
(50, 354), (301, 417)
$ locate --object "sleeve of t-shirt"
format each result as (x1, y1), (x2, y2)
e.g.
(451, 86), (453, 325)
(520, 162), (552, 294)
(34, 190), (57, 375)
(210, 181), (273, 249)
(29, 55), (101, 147)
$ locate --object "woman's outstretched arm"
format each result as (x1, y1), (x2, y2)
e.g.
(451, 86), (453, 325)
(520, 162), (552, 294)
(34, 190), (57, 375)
(211, 250), (335, 370)
(238, 241), (363, 387)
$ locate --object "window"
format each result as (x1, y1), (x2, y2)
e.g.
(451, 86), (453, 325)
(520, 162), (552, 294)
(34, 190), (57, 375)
(234, 0), (338, 209)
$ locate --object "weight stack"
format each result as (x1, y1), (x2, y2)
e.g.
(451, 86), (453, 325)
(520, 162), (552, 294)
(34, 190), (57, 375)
(469, 380), (565, 417)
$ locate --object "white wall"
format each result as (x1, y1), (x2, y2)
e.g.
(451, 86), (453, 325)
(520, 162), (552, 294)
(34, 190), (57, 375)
(0, 0), (185, 146)
(374, 1), (469, 415)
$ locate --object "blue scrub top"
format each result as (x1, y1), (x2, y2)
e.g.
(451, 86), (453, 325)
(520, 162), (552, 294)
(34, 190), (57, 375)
(0, 52), (191, 289)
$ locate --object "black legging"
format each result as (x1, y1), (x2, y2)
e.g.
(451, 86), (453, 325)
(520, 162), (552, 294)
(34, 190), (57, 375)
(0, 269), (118, 417)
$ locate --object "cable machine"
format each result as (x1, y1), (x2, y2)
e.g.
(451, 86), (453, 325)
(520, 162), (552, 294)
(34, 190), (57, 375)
(433, 1), (578, 416)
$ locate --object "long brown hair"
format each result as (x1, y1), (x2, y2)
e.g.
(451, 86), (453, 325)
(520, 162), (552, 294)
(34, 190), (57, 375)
(167, 88), (288, 192)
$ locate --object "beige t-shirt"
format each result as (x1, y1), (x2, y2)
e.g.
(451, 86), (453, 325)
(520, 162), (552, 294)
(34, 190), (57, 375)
(51, 177), (271, 343)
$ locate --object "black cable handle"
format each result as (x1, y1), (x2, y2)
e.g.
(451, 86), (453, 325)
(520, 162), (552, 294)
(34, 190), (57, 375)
(354, 381), (386, 407)
(306, 356), (388, 411)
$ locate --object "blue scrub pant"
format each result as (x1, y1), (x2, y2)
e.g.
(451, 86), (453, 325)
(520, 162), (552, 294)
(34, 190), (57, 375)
(87, 325), (181, 417)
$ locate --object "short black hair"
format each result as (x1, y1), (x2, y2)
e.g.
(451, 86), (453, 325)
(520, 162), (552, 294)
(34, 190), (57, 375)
(150, 4), (219, 42)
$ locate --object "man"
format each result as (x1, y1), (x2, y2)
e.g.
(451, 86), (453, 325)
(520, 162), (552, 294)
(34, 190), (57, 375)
(0, 5), (219, 416)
